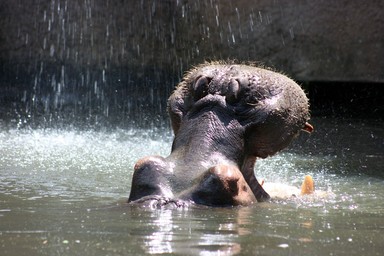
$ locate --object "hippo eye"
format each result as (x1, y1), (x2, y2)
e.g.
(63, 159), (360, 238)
(193, 76), (211, 101)
(226, 79), (240, 104)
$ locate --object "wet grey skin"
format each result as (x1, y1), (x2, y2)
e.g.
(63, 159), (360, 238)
(128, 61), (312, 207)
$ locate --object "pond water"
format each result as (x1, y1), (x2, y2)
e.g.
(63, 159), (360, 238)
(0, 117), (383, 255)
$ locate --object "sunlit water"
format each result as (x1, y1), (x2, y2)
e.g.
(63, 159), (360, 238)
(0, 118), (383, 255)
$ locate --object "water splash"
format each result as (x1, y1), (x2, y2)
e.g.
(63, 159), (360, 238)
(0, 128), (172, 200)
(1, 125), (382, 214)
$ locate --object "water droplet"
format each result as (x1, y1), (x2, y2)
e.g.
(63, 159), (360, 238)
(50, 44), (55, 56)
(289, 27), (295, 39)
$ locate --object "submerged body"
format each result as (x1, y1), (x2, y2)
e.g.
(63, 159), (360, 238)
(128, 62), (313, 207)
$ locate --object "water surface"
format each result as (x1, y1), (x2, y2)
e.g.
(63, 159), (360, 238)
(0, 118), (383, 255)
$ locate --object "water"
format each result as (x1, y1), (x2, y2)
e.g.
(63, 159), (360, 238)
(0, 118), (383, 255)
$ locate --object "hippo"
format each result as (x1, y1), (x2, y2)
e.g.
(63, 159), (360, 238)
(128, 61), (313, 207)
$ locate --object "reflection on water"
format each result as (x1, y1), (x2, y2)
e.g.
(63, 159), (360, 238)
(0, 117), (383, 255)
(145, 210), (173, 254)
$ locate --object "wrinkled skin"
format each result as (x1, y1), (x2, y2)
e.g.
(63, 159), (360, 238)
(128, 62), (312, 207)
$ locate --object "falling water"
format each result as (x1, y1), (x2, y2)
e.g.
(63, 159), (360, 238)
(1, 0), (314, 129)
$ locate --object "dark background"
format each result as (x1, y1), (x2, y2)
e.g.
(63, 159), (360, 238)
(1, 0), (383, 129)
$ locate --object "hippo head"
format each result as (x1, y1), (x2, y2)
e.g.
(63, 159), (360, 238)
(168, 62), (312, 158)
(128, 62), (312, 207)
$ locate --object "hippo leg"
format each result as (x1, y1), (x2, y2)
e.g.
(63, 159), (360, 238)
(181, 164), (257, 206)
(128, 156), (173, 202)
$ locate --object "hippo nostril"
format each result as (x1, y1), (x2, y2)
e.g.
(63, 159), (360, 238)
(226, 78), (240, 104)
(227, 178), (239, 195)
(193, 76), (211, 101)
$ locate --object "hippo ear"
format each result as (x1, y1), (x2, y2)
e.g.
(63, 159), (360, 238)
(192, 76), (211, 101)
